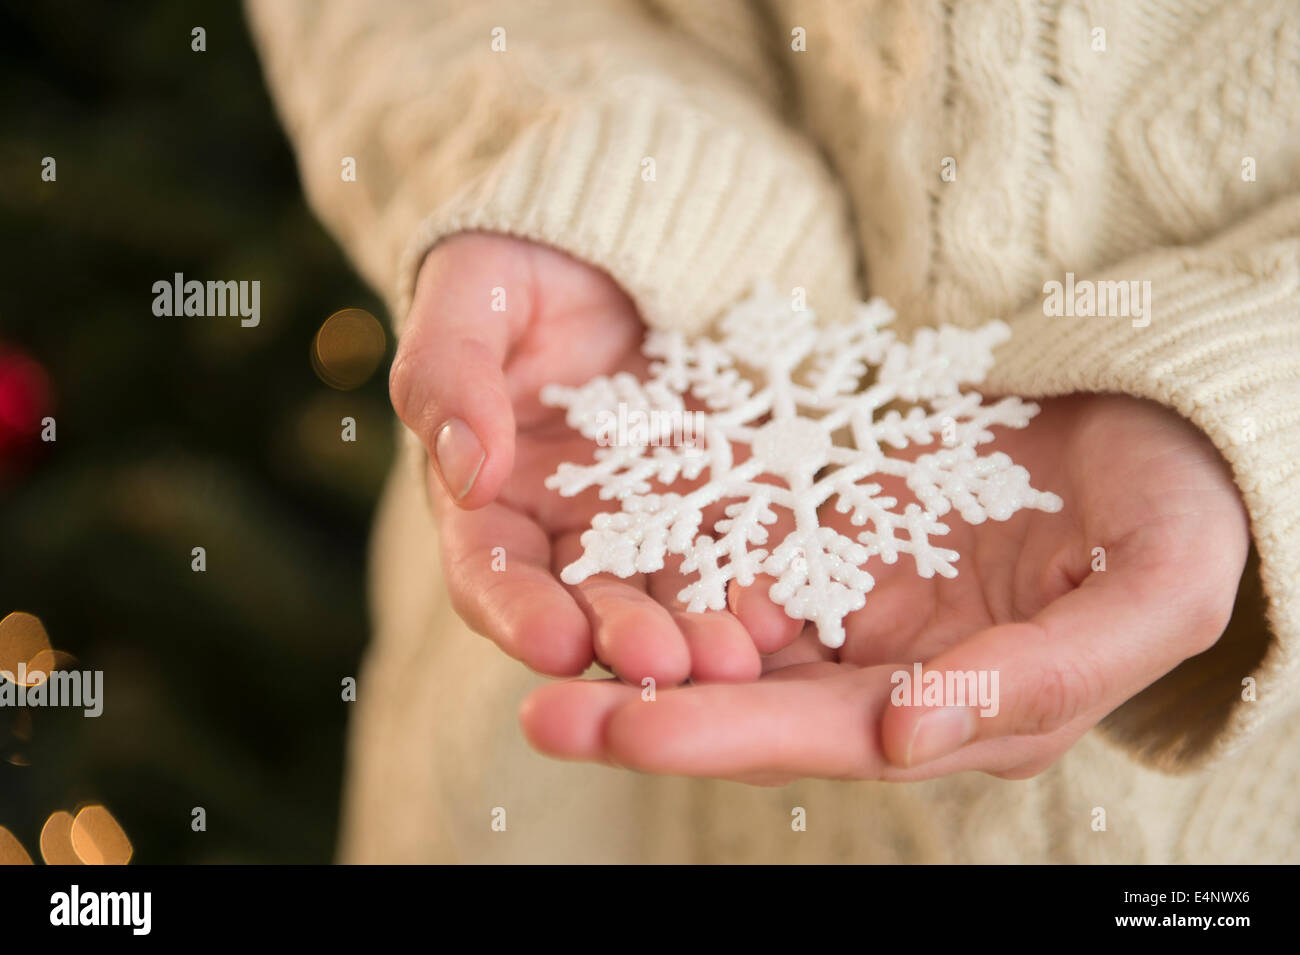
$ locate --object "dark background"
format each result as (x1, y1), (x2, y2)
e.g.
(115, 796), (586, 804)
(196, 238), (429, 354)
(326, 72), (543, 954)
(0, 2), (394, 862)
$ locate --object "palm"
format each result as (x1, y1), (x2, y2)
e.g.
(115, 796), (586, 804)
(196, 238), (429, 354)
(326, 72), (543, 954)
(822, 393), (1234, 669)
(520, 391), (1250, 783)
(493, 244), (647, 536)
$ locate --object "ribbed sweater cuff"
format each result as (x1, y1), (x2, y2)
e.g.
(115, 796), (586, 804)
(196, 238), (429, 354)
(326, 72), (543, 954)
(985, 198), (1300, 770)
(392, 97), (859, 338)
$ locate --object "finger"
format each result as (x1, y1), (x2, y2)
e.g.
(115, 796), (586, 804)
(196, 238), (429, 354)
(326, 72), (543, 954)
(596, 667), (893, 779)
(436, 490), (593, 677)
(518, 663), (1088, 782)
(727, 575), (803, 654)
(646, 560), (761, 683)
(759, 626), (837, 674)
(519, 679), (637, 765)
(390, 241), (529, 509)
(556, 535), (692, 687)
(879, 541), (1232, 769)
(982, 716), (1096, 780)
(673, 610), (762, 683)
(519, 672), (803, 784)
(722, 493), (803, 653)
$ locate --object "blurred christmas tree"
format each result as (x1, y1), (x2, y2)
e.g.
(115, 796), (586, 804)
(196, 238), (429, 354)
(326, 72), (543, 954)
(0, 1), (393, 862)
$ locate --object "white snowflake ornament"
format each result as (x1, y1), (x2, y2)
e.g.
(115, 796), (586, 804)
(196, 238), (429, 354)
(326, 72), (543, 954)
(541, 284), (1063, 649)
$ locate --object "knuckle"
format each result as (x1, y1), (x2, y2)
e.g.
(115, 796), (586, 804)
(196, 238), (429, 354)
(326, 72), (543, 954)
(388, 345), (447, 439)
(442, 546), (488, 622)
(444, 546), (520, 646)
(1021, 659), (1097, 736)
(387, 348), (418, 418)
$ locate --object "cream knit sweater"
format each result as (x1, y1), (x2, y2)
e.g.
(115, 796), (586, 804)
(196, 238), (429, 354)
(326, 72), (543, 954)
(246, 0), (1300, 862)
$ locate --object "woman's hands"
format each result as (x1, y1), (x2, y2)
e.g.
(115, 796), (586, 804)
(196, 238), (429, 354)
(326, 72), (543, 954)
(390, 233), (767, 686)
(393, 232), (1250, 784)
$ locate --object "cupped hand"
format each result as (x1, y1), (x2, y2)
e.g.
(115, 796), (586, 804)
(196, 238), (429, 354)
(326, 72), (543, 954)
(391, 233), (765, 684)
(520, 393), (1250, 783)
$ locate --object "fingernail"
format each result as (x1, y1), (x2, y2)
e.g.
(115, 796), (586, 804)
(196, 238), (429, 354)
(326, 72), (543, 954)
(434, 418), (485, 500)
(906, 707), (977, 766)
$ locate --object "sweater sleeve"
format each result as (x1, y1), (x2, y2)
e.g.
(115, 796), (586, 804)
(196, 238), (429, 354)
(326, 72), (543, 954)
(242, 0), (859, 337)
(985, 192), (1300, 772)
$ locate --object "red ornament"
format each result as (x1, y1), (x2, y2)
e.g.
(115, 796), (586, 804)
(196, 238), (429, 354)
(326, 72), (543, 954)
(0, 344), (53, 469)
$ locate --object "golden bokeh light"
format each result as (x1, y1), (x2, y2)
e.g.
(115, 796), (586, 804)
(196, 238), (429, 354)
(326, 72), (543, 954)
(311, 307), (386, 390)
(25, 648), (77, 683)
(0, 827), (34, 865)
(70, 805), (133, 865)
(0, 611), (51, 685)
(40, 811), (81, 865)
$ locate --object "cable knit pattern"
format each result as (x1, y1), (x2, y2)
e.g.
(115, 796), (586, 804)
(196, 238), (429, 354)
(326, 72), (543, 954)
(1119, 0), (1300, 241)
(245, 0), (1300, 862)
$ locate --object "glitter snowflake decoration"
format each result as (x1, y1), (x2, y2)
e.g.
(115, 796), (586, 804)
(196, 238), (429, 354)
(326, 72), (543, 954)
(541, 285), (1063, 648)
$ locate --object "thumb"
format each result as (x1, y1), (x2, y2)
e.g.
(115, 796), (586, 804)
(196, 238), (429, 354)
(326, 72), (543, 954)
(879, 559), (1219, 768)
(388, 241), (526, 509)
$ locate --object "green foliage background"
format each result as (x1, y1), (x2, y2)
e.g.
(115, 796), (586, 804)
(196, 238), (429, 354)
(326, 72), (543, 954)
(0, 3), (393, 862)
